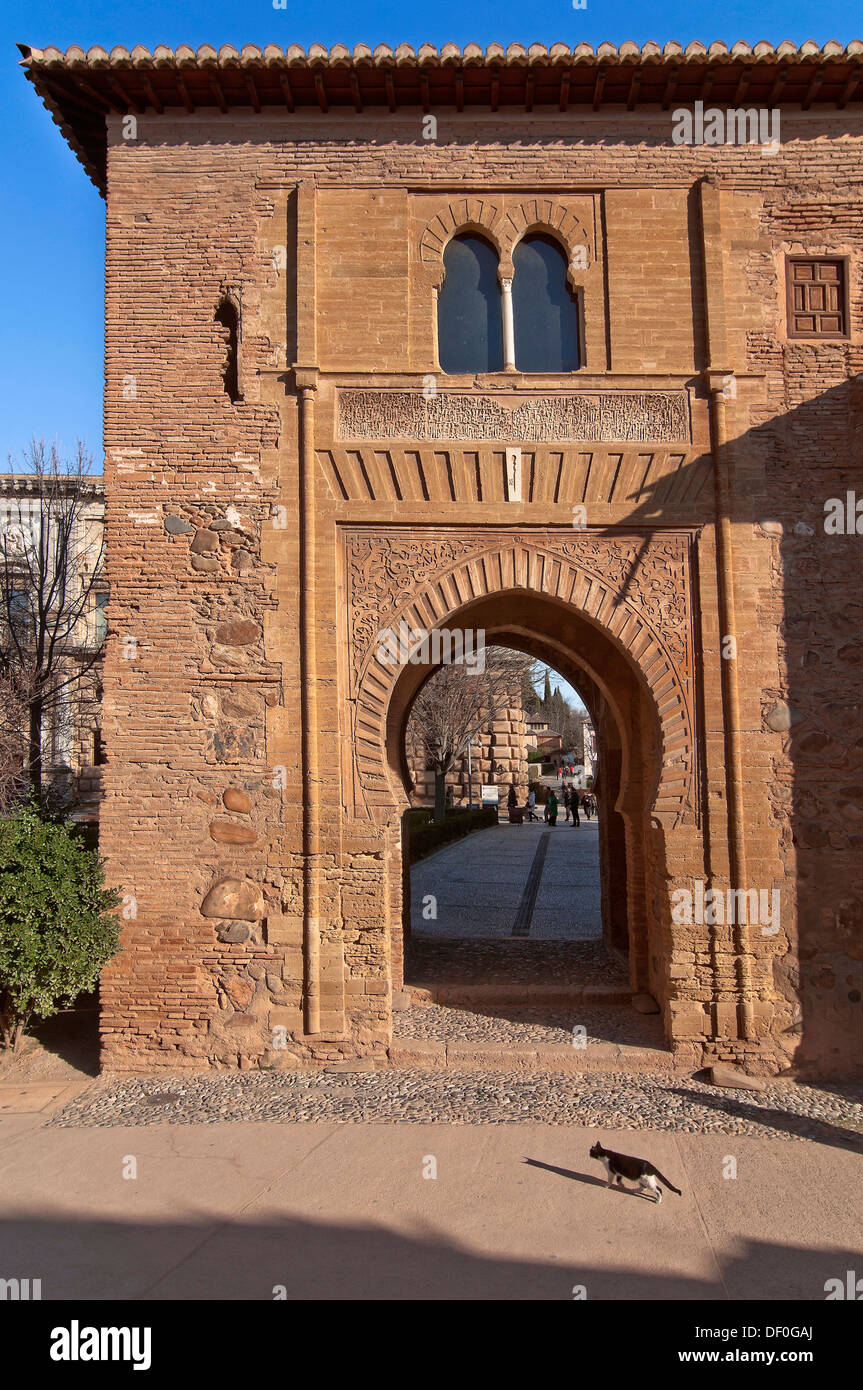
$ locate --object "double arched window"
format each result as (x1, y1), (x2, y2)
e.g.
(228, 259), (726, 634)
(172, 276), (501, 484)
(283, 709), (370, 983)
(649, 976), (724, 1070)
(437, 231), (580, 374)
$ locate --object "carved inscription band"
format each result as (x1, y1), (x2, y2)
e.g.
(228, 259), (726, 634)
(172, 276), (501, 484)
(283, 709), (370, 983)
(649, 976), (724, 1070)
(337, 389), (691, 445)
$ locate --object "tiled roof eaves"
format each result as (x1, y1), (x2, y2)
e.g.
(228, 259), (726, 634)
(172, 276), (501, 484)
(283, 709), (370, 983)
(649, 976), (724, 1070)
(18, 39), (863, 196)
(19, 38), (863, 66)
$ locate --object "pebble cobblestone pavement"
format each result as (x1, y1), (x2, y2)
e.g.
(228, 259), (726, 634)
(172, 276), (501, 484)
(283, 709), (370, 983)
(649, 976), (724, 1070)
(394, 1002), (664, 1047)
(50, 1069), (863, 1143)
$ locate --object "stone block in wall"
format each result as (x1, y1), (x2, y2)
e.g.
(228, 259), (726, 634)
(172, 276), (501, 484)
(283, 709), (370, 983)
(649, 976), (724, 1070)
(342, 890), (382, 924)
(668, 999), (708, 1037)
(713, 1001), (739, 1038)
(266, 913), (302, 943)
(269, 1005), (304, 1035)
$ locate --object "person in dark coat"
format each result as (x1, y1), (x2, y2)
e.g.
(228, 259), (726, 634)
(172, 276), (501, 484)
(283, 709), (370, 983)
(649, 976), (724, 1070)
(572, 790), (581, 827)
(547, 790), (558, 826)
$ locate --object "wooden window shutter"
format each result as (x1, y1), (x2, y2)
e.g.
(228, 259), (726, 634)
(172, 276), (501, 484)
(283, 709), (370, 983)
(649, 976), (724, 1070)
(787, 258), (848, 338)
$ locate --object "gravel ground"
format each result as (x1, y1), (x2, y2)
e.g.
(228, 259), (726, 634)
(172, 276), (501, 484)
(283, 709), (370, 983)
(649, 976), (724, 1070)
(394, 1003), (664, 1048)
(49, 1070), (863, 1143)
(406, 938), (628, 989)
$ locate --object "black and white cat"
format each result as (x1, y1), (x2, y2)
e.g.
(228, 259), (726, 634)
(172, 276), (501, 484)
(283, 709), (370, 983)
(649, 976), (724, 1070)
(589, 1141), (682, 1203)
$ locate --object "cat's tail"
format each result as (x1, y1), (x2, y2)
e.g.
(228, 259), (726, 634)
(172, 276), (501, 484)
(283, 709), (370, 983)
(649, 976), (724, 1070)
(652, 1167), (682, 1195)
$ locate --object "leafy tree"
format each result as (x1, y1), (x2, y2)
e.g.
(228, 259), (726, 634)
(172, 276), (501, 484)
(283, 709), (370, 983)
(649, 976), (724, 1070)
(0, 801), (120, 1052)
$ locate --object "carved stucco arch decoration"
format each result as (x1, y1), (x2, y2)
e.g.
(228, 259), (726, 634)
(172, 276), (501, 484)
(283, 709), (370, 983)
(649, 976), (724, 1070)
(419, 197), (593, 290)
(419, 198), (505, 289)
(344, 528), (697, 828)
(500, 199), (593, 267)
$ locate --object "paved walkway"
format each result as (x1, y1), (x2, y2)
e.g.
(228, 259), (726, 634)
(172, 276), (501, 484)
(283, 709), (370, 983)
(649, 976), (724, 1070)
(411, 821), (601, 940)
(0, 1093), (861, 1299)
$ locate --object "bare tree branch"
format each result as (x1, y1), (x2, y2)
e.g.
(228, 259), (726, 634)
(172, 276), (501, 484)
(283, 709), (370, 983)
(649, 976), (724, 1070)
(0, 438), (105, 807)
(407, 646), (533, 821)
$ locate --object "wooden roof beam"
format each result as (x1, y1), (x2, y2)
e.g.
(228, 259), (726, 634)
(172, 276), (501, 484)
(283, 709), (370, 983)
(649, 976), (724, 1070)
(420, 71), (431, 112)
(105, 74), (141, 114)
(204, 71), (229, 113)
(350, 71), (363, 112)
(139, 73), (164, 114)
(593, 66), (606, 111)
(837, 67), (861, 109)
(314, 71), (328, 113)
(385, 69), (396, 112)
(768, 67), (788, 105)
(731, 65), (752, 105)
(41, 82), (100, 118)
(278, 72), (294, 113)
(802, 64), (827, 110)
(661, 64), (679, 110)
(243, 73), (261, 113)
(626, 67), (641, 110)
(559, 67), (571, 112)
(57, 73), (116, 114)
(175, 75), (195, 113)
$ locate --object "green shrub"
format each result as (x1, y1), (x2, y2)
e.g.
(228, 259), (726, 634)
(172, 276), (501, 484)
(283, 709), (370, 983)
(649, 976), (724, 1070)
(0, 802), (121, 1052)
(407, 807), (498, 863)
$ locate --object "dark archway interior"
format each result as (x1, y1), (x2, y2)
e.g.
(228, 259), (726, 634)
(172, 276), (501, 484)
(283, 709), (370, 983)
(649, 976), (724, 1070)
(385, 589), (666, 1027)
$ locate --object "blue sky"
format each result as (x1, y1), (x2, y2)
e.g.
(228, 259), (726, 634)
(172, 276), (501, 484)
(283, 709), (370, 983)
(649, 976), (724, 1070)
(3, 0), (861, 467)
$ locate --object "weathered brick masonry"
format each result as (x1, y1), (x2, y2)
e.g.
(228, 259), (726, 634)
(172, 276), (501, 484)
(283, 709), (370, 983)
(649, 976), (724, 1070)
(21, 40), (863, 1075)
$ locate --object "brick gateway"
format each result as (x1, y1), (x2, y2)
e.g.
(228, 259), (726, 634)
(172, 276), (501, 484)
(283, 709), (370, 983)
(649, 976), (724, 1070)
(21, 40), (863, 1076)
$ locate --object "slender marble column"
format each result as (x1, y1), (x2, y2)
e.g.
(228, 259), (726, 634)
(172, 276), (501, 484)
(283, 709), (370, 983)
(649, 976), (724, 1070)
(501, 276), (516, 370)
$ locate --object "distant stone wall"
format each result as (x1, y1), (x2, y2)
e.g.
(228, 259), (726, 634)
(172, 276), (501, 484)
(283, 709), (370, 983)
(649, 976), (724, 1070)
(406, 689), (530, 807)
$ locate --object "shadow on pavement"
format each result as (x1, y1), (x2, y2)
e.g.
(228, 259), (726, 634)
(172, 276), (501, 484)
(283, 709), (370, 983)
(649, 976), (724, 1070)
(668, 1086), (863, 1154)
(0, 1210), (858, 1300)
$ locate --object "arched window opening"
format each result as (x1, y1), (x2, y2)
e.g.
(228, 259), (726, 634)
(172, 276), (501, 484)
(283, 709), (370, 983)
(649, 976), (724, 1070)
(437, 234), (503, 374)
(214, 292), (243, 402)
(512, 234), (580, 372)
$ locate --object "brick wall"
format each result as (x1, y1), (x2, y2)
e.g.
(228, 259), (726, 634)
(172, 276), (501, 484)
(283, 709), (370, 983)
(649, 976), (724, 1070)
(97, 105), (863, 1076)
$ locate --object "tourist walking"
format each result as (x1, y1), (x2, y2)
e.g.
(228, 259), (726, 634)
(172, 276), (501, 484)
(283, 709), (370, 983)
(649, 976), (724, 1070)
(563, 783), (571, 822)
(548, 789), (558, 826)
(572, 791), (581, 827)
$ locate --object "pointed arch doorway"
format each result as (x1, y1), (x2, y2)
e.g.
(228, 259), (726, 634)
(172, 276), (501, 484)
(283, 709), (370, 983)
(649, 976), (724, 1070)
(343, 526), (700, 1049)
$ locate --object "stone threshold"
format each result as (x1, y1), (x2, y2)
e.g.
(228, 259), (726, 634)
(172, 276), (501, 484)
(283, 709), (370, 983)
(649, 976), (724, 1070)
(387, 1038), (677, 1073)
(400, 982), (632, 1008)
